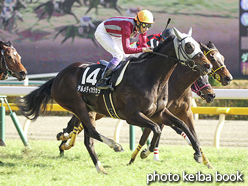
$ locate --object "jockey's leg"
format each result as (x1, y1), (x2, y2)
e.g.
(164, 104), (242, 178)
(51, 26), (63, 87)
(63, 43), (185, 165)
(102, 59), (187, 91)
(96, 57), (120, 90)
(95, 22), (123, 90)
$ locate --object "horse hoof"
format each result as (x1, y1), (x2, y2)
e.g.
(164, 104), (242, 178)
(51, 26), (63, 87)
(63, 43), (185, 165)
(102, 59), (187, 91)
(113, 144), (124, 152)
(194, 153), (202, 163)
(56, 132), (63, 141)
(128, 159), (134, 165)
(140, 149), (148, 159)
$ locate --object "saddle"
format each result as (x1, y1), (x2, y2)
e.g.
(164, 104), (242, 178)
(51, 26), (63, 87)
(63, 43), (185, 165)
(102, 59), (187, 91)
(76, 59), (130, 94)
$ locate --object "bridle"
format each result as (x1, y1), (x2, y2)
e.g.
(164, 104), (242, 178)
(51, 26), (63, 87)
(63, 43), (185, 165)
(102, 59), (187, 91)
(191, 80), (211, 100)
(0, 47), (14, 75)
(204, 49), (225, 83)
(152, 36), (204, 72)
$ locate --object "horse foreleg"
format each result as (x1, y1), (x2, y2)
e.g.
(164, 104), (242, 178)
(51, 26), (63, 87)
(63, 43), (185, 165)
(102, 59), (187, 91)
(175, 112), (214, 168)
(159, 109), (202, 163)
(129, 127), (151, 165)
(126, 111), (161, 161)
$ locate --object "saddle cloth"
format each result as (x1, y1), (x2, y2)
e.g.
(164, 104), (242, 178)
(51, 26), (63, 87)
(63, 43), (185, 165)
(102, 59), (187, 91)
(76, 59), (130, 94)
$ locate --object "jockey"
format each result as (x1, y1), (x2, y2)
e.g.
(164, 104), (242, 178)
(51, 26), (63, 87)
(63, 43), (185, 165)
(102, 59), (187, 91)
(95, 9), (155, 90)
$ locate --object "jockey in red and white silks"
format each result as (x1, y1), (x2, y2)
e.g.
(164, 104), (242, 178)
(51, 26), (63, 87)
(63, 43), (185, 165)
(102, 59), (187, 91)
(95, 9), (155, 90)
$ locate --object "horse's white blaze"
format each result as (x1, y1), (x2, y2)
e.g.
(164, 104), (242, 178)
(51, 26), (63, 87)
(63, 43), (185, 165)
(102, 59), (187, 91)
(216, 52), (224, 64)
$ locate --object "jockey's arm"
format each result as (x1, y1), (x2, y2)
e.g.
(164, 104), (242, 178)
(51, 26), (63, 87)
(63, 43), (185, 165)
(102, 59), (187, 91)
(122, 34), (143, 54)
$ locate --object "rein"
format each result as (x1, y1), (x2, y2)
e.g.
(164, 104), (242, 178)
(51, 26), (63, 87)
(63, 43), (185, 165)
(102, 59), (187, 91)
(204, 49), (225, 83)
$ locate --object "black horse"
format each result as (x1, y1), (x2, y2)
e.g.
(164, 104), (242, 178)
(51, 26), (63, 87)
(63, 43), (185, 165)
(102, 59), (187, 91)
(34, 0), (82, 22)
(17, 27), (212, 174)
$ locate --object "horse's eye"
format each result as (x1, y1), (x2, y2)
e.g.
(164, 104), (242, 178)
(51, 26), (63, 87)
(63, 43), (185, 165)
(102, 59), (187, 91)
(185, 43), (194, 50)
(7, 56), (11, 59)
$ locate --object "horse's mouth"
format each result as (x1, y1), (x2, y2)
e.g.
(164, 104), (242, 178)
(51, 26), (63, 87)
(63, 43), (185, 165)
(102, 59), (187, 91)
(205, 93), (215, 103)
(13, 71), (27, 81)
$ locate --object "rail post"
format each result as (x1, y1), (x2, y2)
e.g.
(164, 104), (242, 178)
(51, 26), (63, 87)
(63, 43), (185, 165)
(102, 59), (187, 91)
(3, 97), (29, 147)
(129, 125), (135, 151)
(0, 96), (6, 143)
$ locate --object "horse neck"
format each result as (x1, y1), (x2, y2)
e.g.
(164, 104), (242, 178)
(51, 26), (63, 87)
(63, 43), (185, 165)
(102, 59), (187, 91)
(169, 64), (200, 94)
(145, 42), (179, 87)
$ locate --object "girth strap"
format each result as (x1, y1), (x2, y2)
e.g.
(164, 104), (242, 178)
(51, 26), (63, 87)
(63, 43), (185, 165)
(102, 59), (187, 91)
(103, 92), (120, 119)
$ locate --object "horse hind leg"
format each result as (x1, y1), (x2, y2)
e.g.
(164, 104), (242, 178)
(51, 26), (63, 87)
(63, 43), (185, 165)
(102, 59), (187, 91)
(57, 115), (81, 155)
(73, 106), (123, 152)
(84, 131), (107, 174)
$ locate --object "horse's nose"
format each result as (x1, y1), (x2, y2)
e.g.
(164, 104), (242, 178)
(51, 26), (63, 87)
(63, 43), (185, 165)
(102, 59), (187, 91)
(19, 71), (27, 80)
(208, 93), (216, 99)
(225, 75), (233, 82)
(206, 93), (215, 103)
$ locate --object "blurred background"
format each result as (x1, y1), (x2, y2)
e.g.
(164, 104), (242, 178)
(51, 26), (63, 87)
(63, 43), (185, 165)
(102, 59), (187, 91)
(0, 0), (242, 78)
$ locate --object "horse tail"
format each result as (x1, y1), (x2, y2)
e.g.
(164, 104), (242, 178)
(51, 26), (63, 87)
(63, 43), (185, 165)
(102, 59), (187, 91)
(17, 78), (54, 121)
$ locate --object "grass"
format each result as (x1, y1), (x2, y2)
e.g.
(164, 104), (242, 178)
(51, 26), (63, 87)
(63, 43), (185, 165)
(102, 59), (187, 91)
(0, 140), (247, 186)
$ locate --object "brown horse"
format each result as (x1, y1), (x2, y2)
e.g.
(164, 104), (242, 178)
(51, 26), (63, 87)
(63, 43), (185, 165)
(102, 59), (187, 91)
(18, 27), (212, 173)
(0, 41), (27, 81)
(56, 56), (216, 154)
(56, 40), (231, 169)
(128, 41), (232, 168)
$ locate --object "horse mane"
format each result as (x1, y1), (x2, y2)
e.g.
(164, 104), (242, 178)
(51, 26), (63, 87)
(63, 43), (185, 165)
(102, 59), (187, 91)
(129, 35), (175, 63)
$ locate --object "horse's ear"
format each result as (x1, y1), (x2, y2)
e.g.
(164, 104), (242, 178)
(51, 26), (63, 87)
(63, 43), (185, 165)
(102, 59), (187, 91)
(173, 27), (182, 40)
(8, 41), (12, 47)
(199, 42), (209, 50)
(207, 41), (216, 49)
(187, 27), (192, 36)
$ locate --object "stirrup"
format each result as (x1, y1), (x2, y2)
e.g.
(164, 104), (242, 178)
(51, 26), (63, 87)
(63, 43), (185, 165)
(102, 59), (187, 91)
(96, 79), (114, 91)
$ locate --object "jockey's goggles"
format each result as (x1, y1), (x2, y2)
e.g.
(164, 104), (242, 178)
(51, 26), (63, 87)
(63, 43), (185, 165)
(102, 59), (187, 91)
(140, 22), (152, 28)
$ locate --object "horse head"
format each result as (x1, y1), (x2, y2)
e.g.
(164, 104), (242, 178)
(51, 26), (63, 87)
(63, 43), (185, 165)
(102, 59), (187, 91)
(200, 41), (233, 86)
(191, 75), (215, 103)
(0, 41), (27, 81)
(173, 27), (212, 76)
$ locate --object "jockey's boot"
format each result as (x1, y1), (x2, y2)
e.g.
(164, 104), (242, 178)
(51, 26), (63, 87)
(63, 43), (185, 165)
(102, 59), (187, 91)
(96, 67), (114, 91)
